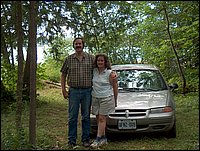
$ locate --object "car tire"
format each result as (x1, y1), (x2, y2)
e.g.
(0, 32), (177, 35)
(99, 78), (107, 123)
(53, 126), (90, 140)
(165, 122), (176, 138)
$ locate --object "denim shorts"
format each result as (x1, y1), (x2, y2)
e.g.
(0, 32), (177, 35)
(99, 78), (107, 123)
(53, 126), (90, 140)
(91, 96), (115, 115)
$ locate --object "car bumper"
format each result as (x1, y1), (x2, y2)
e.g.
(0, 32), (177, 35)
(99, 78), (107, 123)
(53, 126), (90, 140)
(90, 112), (175, 134)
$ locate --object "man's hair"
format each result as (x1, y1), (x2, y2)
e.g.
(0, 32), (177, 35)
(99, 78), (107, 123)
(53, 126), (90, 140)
(73, 37), (85, 49)
(94, 53), (111, 69)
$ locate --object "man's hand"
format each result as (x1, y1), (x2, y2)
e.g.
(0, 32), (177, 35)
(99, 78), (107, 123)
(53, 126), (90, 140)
(62, 89), (68, 99)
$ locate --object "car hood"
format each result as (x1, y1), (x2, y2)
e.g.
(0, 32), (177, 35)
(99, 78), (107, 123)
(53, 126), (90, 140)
(116, 90), (169, 109)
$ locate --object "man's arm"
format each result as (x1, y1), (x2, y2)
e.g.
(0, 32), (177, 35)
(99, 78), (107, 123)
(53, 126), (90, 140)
(61, 72), (68, 99)
(110, 72), (118, 107)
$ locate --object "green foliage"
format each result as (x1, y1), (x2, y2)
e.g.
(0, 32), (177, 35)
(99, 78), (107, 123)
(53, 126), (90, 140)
(43, 37), (73, 82)
(175, 92), (199, 112)
(1, 1), (199, 94)
(166, 66), (199, 93)
(1, 63), (17, 94)
(1, 121), (29, 150)
(37, 63), (48, 81)
(132, 1), (199, 94)
(1, 88), (199, 150)
(35, 128), (54, 150)
(42, 58), (62, 82)
(36, 63), (48, 89)
(42, 60), (62, 83)
(44, 36), (73, 62)
(1, 63), (17, 111)
(184, 67), (199, 92)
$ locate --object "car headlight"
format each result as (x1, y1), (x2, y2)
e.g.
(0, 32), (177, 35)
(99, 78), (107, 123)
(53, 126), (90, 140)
(150, 106), (173, 113)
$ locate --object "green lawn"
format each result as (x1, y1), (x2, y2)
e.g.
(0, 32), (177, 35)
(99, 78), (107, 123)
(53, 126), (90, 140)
(1, 86), (199, 150)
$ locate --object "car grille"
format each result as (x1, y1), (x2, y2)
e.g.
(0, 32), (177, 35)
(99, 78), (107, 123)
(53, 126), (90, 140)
(109, 109), (147, 118)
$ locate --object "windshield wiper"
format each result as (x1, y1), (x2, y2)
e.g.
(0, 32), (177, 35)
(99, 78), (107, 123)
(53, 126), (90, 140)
(119, 88), (161, 92)
(118, 88), (140, 92)
(144, 88), (160, 91)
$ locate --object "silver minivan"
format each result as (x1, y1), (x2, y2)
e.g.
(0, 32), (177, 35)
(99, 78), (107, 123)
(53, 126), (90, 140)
(90, 64), (178, 138)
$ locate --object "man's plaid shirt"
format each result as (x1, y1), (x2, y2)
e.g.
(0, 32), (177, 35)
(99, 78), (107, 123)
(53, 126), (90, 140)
(60, 52), (94, 88)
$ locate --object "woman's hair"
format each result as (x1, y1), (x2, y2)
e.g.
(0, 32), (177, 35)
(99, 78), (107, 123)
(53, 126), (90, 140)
(94, 53), (111, 69)
(73, 37), (85, 49)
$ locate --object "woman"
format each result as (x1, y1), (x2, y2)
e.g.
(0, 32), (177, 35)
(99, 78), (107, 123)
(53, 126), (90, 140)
(90, 53), (118, 148)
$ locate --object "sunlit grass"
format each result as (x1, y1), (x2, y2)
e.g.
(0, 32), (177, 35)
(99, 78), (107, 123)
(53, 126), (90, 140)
(1, 87), (199, 150)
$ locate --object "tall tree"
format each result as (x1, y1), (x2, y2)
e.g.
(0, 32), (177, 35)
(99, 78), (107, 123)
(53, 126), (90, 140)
(162, 2), (186, 94)
(29, 1), (38, 147)
(15, 1), (24, 132)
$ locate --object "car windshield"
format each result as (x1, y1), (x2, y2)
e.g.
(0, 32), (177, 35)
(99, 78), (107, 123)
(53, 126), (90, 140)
(115, 69), (168, 92)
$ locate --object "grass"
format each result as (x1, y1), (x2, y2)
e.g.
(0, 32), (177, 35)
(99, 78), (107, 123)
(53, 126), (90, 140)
(1, 85), (199, 150)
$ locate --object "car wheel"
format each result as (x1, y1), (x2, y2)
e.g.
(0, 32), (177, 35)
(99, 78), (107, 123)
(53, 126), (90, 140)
(165, 122), (176, 138)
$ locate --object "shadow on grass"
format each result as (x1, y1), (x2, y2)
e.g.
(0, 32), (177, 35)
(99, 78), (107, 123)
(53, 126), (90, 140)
(105, 132), (168, 142)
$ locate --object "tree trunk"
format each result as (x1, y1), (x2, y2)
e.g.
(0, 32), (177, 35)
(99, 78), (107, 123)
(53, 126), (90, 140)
(162, 3), (187, 94)
(1, 27), (11, 65)
(23, 47), (31, 98)
(29, 1), (38, 147)
(15, 1), (24, 132)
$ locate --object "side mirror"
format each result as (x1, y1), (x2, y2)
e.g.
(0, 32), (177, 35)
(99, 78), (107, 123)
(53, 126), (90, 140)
(169, 83), (178, 91)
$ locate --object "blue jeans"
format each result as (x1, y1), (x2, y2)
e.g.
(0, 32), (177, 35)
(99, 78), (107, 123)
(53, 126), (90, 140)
(68, 87), (92, 144)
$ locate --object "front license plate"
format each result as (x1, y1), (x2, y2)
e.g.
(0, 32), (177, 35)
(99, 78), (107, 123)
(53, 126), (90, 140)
(118, 119), (136, 129)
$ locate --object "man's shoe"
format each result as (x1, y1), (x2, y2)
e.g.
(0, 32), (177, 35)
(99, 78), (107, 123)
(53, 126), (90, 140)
(68, 143), (79, 149)
(82, 141), (90, 147)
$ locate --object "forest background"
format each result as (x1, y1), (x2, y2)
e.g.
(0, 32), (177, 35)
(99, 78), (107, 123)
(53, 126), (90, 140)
(1, 1), (199, 150)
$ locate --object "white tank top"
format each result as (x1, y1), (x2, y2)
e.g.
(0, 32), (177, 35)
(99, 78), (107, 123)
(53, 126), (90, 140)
(91, 68), (113, 98)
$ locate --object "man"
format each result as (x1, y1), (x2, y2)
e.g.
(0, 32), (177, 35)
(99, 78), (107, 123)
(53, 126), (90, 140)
(60, 37), (94, 148)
